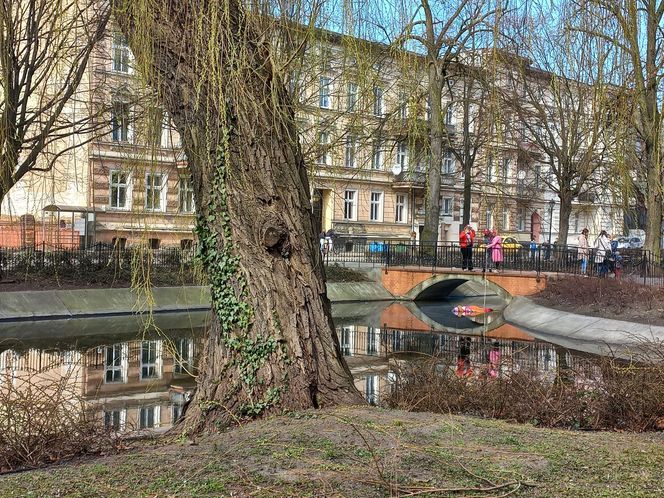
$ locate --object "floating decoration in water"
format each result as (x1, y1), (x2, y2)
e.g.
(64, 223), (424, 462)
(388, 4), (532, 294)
(452, 305), (493, 317)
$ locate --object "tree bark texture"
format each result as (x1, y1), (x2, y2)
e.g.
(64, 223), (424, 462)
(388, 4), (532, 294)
(114, 0), (362, 432)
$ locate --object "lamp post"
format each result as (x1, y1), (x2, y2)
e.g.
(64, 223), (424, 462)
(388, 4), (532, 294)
(547, 198), (555, 245)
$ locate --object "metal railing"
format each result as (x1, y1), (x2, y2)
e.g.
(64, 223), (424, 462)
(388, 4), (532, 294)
(322, 238), (664, 286)
(2, 239), (663, 286)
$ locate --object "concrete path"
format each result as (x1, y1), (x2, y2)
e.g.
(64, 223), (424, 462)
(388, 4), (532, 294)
(504, 296), (664, 356)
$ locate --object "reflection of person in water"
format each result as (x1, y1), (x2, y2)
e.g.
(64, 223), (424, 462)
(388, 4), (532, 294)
(455, 337), (473, 377)
(488, 341), (501, 378)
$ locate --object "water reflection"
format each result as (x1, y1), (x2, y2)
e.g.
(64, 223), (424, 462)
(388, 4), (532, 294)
(0, 299), (590, 431)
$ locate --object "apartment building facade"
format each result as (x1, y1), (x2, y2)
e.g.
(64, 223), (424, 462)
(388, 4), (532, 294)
(0, 27), (621, 249)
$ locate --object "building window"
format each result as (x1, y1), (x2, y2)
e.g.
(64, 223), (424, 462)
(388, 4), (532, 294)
(344, 136), (357, 168)
(340, 326), (354, 356)
(534, 164), (541, 188)
(502, 207), (509, 230)
(140, 340), (161, 380)
(180, 239), (193, 250)
(148, 238), (160, 249)
(103, 410), (126, 431)
(396, 141), (408, 169)
(319, 76), (331, 109)
(373, 86), (383, 116)
(112, 237), (127, 250)
(366, 327), (379, 355)
(486, 203), (494, 229)
(395, 194), (407, 223)
(139, 406), (160, 429)
(111, 103), (132, 142)
(365, 375), (378, 405)
(178, 175), (194, 213)
(516, 207), (526, 231)
(109, 171), (130, 209)
(174, 338), (194, 375)
(104, 344), (126, 383)
(486, 156), (494, 182)
(502, 158), (510, 184)
(399, 90), (408, 119)
(370, 192), (383, 222)
(371, 141), (383, 170)
(317, 131), (331, 165)
(343, 190), (357, 220)
(442, 151), (455, 174)
(441, 197), (453, 216)
(445, 103), (454, 125)
(111, 33), (131, 73)
(145, 173), (166, 212)
(347, 82), (358, 112)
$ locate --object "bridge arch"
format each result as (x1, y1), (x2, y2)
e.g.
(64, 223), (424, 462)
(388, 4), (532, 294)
(404, 274), (512, 301)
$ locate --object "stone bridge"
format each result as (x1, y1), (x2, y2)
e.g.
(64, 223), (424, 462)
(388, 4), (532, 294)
(381, 267), (547, 301)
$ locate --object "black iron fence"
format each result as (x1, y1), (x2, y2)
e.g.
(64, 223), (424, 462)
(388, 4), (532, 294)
(0, 243), (199, 284)
(322, 238), (664, 286)
(2, 239), (663, 286)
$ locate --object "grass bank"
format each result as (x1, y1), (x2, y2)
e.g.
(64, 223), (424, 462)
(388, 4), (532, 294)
(1, 407), (662, 497)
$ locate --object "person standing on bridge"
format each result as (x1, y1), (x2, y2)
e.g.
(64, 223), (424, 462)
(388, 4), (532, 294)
(459, 225), (476, 271)
(577, 228), (589, 275)
(486, 229), (504, 272)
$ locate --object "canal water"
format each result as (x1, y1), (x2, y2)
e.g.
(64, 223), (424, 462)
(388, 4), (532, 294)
(0, 297), (584, 434)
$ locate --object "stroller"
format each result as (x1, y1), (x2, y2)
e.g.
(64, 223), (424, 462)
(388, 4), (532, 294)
(607, 239), (623, 278)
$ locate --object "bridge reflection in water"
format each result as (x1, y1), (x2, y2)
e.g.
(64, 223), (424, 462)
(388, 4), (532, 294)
(0, 300), (588, 433)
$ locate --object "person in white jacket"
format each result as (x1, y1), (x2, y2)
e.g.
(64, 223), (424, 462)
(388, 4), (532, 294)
(594, 230), (611, 277)
(577, 228), (589, 274)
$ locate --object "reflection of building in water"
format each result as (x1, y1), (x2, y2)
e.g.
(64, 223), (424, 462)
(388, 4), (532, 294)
(337, 323), (593, 403)
(0, 334), (203, 433)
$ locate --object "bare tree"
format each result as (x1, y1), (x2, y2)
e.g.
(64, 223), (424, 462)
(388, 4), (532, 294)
(396, 0), (492, 247)
(0, 0), (111, 209)
(579, 0), (664, 256)
(113, 0), (363, 431)
(500, 6), (615, 244)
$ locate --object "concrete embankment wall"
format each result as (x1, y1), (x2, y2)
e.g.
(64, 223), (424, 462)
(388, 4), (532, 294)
(0, 282), (394, 323)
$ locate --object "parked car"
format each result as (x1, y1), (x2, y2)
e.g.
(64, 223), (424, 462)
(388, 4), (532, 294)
(616, 237), (631, 249)
(477, 236), (523, 252)
(629, 237), (644, 249)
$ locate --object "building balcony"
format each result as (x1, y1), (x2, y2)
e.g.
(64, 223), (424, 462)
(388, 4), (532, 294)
(393, 169), (426, 189)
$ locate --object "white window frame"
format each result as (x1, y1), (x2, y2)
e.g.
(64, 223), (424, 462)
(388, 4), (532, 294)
(502, 158), (510, 183)
(344, 136), (357, 168)
(139, 340), (162, 380)
(445, 103), (455, 125)
(502, 207), (509, 229)
(441, 197), (453, 216)
(371, 141), (383, 170)
(111, 32), (132, 73)
(145, 172), (167, 212)
(396, 142), (408, 169)
(366, 327), (380, 355)
(109, 170), (131, 210)
(111, 103), (133, 143)
(370, 191), (384, 222)
(317, 131), (331, 165)
(486, 204), (494, 229)
(103, 409), (127, 432)
(442, 151), (455, 174)
(373, 86), (384, 116)
(319, 76), (331, 109)
(103, 344), (128, 384)
(139, 405), (161, 429)
(516, 207), (526, 231)
(347, 82), (358, 112)
(343, 190), (357, 221)
(395, 194), (407, 223)
(178, 175), (195, 213)
(340, 325), (355, 356)
(487, 157), (494, 182)
(174, 338), (194, 375)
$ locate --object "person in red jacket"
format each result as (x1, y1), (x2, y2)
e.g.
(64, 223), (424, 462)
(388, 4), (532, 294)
(459, 225), (476, 271)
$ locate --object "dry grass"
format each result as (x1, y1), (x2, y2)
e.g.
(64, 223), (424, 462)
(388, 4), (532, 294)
(387, 343), (664, 432)
(0, 369), (123, 473)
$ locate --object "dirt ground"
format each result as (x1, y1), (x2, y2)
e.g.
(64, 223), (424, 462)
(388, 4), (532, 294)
(0, 406), (662, 497)
(533, 276), (664, 326)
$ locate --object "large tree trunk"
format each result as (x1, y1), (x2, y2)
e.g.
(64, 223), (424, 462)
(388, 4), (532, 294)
(643, 147), (662, 256)
(557, 191), (573, 246)
(421, 64), (443, 248)
(114, 0), (362, 432)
